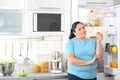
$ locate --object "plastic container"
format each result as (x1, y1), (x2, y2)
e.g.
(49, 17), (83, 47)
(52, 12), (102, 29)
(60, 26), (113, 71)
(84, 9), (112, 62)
(107, 25), (117, 35)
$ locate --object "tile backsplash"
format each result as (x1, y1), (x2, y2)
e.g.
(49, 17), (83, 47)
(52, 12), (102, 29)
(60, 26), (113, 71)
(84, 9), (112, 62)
(0, 36), (63, 63)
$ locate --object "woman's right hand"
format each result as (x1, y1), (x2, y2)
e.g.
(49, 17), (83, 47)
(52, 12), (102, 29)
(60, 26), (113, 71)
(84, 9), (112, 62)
(96, 32), (103, 42)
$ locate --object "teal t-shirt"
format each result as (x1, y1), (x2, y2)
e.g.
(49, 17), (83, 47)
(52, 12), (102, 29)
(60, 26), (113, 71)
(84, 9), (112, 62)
(64, 37), (97, 79)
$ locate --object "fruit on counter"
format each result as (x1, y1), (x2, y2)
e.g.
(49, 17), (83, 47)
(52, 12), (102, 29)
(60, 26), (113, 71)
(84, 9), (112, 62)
(111, 45), (117, 54)
(0, 56), (15, 64)
(17, 70), (28, 77)
(110, 61), (118, 68)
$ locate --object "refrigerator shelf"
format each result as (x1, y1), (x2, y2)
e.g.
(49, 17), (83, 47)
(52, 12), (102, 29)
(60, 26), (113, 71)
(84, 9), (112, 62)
(104, 65), (120, 75)
(104, 11), (115, 17)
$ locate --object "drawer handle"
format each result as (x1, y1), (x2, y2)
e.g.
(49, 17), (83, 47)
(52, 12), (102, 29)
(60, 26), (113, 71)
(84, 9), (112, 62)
(39, 7), (61, 10)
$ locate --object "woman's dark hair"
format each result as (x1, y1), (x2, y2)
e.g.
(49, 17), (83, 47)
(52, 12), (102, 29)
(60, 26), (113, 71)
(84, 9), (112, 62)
(69, 21), (84, 39)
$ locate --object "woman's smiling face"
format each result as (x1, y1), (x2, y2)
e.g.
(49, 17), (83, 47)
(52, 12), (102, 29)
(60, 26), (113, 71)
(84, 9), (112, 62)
(73, 23), (86, 40)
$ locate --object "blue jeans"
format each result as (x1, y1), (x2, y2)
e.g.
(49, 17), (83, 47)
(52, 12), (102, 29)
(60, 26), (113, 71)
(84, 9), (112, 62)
(68, 73), (97, 80)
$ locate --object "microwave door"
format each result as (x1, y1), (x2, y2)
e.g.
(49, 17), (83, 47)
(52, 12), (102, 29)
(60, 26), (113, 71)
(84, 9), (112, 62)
(34, 13), (62, 32)
(33, 13), (38, 32)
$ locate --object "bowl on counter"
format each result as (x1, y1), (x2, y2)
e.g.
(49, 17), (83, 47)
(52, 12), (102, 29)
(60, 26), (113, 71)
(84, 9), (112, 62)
(0, 62), (15, 76)
(16, 70), (28, 77)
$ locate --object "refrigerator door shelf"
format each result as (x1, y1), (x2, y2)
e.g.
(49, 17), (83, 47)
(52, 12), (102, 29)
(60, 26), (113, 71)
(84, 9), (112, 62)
(104, 65), (120, 75)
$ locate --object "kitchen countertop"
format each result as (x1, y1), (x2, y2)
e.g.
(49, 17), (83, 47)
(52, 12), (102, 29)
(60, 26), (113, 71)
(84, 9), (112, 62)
(0, 72), (68, 80)
(0, 72), (116, 80)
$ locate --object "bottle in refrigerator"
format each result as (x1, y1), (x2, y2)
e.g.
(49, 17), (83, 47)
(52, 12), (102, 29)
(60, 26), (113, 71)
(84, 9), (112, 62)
(89, 10), (95, 26)
(89, 9), (100, 26)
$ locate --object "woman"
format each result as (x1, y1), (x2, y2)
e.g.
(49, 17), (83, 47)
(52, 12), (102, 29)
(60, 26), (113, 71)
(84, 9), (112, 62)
(64, 21), (103, 80)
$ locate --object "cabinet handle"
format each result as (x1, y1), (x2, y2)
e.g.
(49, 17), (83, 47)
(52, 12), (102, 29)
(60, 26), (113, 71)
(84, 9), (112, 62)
(86, 2), (107, 4)
(39, 7), (61, 10)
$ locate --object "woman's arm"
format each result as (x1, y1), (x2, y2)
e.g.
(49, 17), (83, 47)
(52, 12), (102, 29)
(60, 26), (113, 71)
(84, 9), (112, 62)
(66, 53), (97, 66)
(95, 32), (103, 61)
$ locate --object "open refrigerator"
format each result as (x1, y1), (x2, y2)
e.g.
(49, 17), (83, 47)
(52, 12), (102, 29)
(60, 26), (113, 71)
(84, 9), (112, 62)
(78, 4), (120, 75)
(104, 5), (120, 75)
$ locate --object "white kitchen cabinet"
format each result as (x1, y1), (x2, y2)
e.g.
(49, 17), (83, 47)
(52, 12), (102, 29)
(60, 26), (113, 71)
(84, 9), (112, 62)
(23, 0), (71, 36)
(71, 0), (79, 24)
(78, 0), (113, 6)
(0, 0), (24, 35)
(26, 0), (70, 11)
(0, 0), (24, 9)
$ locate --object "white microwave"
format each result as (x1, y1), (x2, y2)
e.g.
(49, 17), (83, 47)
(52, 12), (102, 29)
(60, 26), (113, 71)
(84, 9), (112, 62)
(24, 10), (70, 36)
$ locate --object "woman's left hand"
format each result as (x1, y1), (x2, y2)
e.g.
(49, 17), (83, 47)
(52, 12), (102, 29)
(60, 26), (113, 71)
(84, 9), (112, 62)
(96, 32), (103, 42)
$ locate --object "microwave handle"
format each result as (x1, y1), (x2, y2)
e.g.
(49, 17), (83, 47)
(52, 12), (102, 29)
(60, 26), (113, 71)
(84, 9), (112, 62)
(39, 7), (61, 10)
(33, 13), (37, 32)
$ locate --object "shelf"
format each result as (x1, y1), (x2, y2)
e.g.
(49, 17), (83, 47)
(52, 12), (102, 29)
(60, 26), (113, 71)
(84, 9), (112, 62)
(106, 33), (117, 36)
(104, 65), (120, 75)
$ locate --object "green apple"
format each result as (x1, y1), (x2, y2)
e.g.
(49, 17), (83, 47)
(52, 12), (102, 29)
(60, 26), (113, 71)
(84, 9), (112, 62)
(17, 70), (28, 77)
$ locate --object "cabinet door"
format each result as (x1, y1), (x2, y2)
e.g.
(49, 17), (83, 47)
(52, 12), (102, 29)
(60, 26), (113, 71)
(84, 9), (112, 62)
(26, 0), (70, 11)
(0, 0), (24, 9)
(0, 10), (23, 35)
(78, 0), (113, 6)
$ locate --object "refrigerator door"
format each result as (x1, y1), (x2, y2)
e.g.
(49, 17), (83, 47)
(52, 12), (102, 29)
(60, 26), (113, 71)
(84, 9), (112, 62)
(104, 5), (120, 75)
